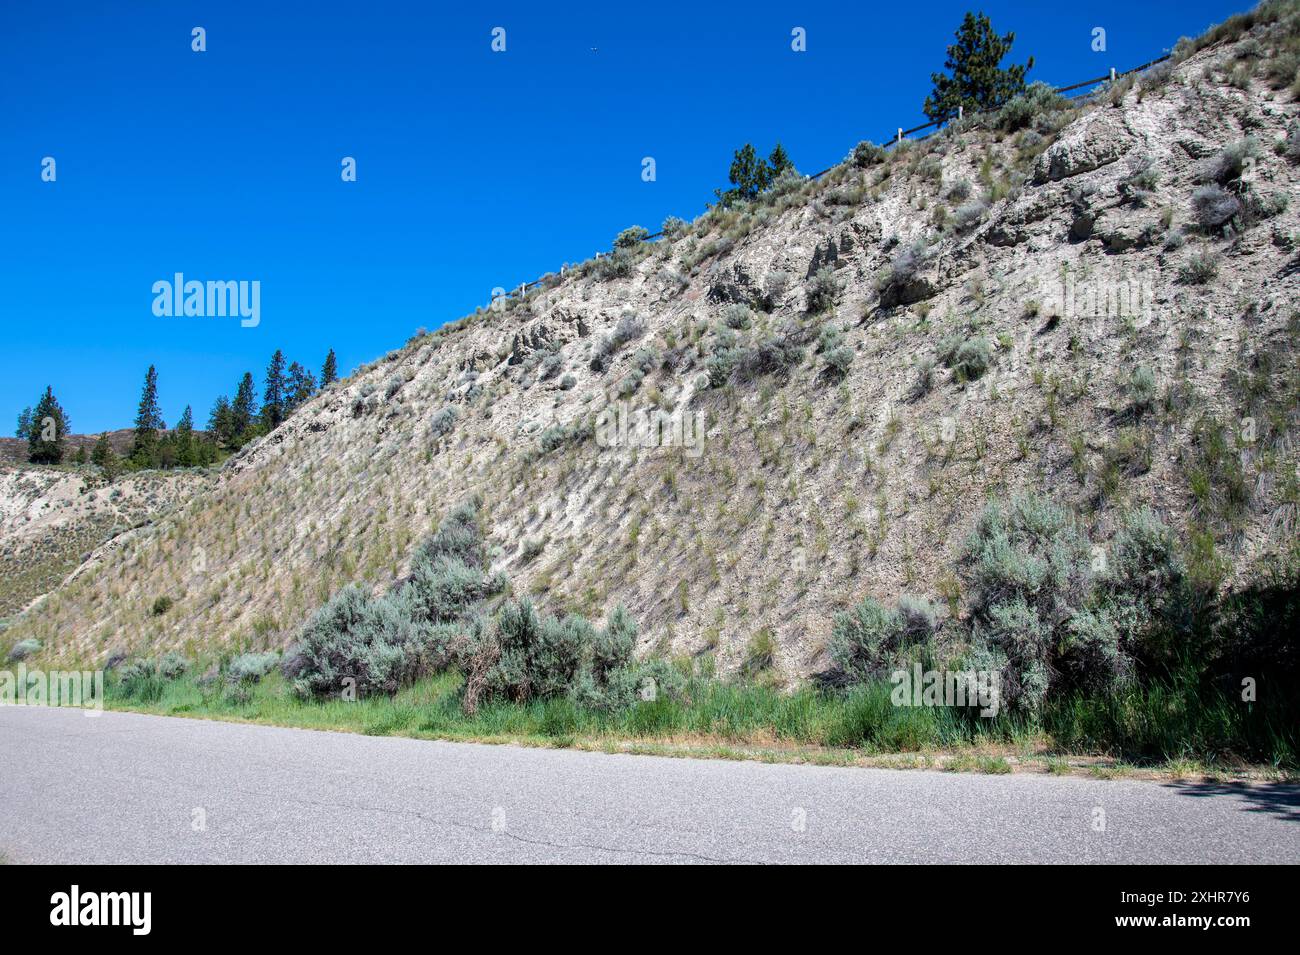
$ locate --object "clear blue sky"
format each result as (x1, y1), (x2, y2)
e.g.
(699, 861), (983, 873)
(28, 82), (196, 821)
(1, 0), (1251, 433)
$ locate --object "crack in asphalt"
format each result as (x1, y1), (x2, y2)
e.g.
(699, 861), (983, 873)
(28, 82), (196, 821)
(226, 785), (768, 864)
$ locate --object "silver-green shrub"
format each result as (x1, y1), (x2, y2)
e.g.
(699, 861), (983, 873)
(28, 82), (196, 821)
(995, 82), (1068, 132)
(830, 595), (938, 684)
(805, 267), (841, 313)
(290, 586), (419, 697)
(6, 638), (40, 663)
(454, 600), (673, 713)
(292, 501), (501, 699)
(157, 652), (190, 680)
(962, 496), (1092, 710)
(722, 303), (754, 330)
(227, 651), (281, 684)
(1192, 185), (1241, 231)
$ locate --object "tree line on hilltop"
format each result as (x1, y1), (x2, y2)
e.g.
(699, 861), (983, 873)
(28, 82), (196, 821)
(16, 348), (338, 473)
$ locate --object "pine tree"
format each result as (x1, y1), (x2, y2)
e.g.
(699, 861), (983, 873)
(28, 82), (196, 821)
(715, 143), (795, 206)
(207, 395), (235, 451)
(174, 405), (196, 467)
(286, 361), (318, 412)
(73, 445), (87, 465)
(91, 432), (112, 467)
(232, 373), (257, 439)
(722, 144), (767, 202)
(768, 143), (793, 178)
(262, 350), (287, 429)
(321, 349), (338, 387)
(195, 432), (220, 465)
(131, 365), (166, 466)
(91, 432), (120, 478)
(16, 406), (33, 439)
(28, 386), (70, 464)
(923, 12), (1033, 122)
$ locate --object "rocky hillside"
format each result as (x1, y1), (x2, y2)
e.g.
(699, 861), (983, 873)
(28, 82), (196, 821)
(0, 465), (212, 622)
(9, 7), (1300, 675)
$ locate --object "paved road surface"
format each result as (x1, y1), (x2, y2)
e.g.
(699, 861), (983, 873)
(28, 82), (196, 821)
(0, 706), (1295, 863)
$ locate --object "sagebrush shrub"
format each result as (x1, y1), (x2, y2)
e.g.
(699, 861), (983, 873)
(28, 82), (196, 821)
(590, 312), (645, 371)
(1179, 249), (1220, 283)
(416, 500), (486, 568)
(592, 249), (634, 280)
(878, 239), (930, 304)
(764, 270), (790, 305)
(1097, 508), (1189, 664)
(938, 334), (991, 382)
(961, 496), (1093, 710)
(995, 81), (1067, 132)
(404, 554), (502, 626)
(430, 405), (459, 437)
(951, 198), (989, 231)
(823, 345), (854, 377)
(830, 595), (938, 684)
(1193, 138), (1257, 185)
(1191, 185), (1241, 231)
(454, 601), (672, 713)
(733, 329), (804, 382)
(157, 652), (189, 680)
(227, 651), (280, 684)
(618, 368), (645, 397)
(850, 141), (887, 167)
(538, 418), (593, 452)
(913, 355), (936, 396)
(538, 352), (563, 381)
(1129, 366), (1157, 413)
(293, 501), (500, 699)
(959, 497), (1189, 711)
(964, 496), (1092, 615)
(1119, 156), (1159, 204)
(6, 638), (40, 663)
(291, 586), (420, 697)
(661, 216), (688, 237)
(117, 658), (166, 702)
(805, 267), (841, 313)
(970, 596), (1052, 708)
(705, 348), (739, 388)
(722, 303), (753, 330)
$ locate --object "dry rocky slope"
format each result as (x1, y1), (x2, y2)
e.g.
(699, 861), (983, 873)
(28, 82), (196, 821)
(0, 465), (211, 621)
(9, 17), (1300, 676)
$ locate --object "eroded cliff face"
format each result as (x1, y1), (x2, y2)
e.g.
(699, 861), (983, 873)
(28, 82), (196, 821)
(8, 22), (1299, 676)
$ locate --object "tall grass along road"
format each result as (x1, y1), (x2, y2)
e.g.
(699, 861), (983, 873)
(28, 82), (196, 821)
(0, 707), (1295, 864)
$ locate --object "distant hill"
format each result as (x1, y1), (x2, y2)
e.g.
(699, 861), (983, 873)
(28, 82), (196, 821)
(0, 429), (205, 466)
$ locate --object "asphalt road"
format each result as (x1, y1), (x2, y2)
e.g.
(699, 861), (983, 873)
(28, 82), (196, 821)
(0, 706), (1295, 863)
